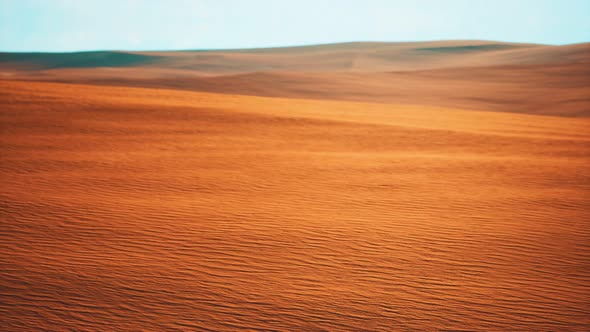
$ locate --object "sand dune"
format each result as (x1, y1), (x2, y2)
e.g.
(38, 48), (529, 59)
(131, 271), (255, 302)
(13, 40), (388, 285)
(1, 80), (589, 330)
(33, 61), (586, 116)
(3, 40), (578, 73)
(1, 40), (589, 330)
(2, 41), (588, 116)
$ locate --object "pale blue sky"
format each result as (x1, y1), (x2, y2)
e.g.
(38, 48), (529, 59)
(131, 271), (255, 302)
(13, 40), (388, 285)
(1, 0), (589, 52)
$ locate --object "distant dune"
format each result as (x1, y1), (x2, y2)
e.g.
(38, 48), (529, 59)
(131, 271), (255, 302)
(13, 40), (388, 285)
(0, 40), (570, 73)
(1, 40), (589, 116)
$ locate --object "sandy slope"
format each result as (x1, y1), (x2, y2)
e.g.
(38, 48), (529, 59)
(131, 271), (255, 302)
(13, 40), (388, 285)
(1, 80), (589, 331)
(2, 40), (543, 73)
(2, 41), (588, 116)
(34, 61), (587, 116)
(4, 40), (585, 74)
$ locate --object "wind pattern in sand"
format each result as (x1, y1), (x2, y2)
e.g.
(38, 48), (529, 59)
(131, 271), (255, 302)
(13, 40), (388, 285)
(1, 74), (589, 330)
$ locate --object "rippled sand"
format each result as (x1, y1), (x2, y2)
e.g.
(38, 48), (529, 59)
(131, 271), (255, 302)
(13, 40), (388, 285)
(1, 80), (589, 331)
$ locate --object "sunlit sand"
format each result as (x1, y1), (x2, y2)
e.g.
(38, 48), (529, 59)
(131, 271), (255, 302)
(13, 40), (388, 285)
(1, 71), (589, 329)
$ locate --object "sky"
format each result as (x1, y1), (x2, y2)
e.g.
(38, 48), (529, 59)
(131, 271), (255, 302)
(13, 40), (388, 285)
(1, 0), (589, 52)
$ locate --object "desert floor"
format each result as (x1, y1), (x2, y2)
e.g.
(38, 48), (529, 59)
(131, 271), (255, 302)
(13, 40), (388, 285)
(1, 41), (589, 330)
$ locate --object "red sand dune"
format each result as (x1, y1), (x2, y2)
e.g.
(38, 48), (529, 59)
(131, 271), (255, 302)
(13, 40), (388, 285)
(1, 79), (589, 331)
(2, 41), (589, 116)
(1, 41), (590, 330)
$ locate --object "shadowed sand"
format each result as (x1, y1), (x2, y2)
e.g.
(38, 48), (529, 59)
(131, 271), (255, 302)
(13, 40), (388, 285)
(1, 80), (589, 330)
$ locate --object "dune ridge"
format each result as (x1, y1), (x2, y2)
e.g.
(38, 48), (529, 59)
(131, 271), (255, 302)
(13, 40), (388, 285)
(2, 40), (589, 117)
(3, 40), (580, 73)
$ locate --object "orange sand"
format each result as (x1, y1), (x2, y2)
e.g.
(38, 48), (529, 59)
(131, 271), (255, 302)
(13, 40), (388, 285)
(1, 80), (589, 330)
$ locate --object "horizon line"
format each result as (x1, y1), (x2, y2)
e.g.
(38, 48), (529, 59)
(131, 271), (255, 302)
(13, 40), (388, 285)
(2, 38), (587, 54)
